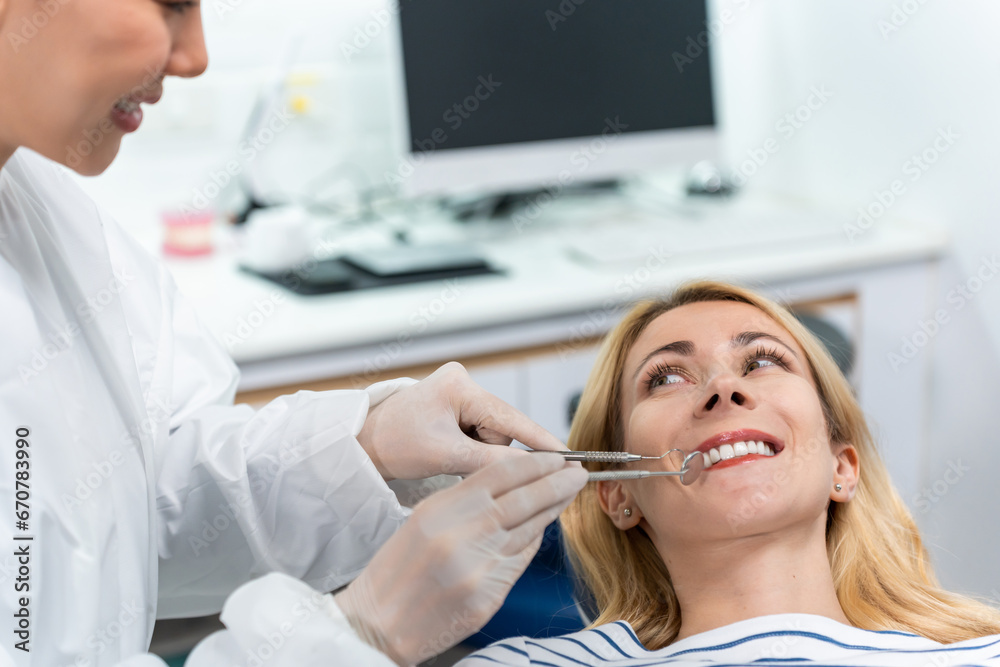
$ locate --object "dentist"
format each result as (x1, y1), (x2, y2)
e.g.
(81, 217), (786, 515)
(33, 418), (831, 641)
(0, 1), (586, 665)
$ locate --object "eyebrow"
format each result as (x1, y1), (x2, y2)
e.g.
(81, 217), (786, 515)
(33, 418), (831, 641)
(632, 330), (798, 380)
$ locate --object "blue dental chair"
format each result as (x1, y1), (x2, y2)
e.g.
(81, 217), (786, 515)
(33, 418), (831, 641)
(464, 519), (586, 647)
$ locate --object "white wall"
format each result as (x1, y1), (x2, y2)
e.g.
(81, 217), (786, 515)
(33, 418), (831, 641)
(83, 0), (1000, 604)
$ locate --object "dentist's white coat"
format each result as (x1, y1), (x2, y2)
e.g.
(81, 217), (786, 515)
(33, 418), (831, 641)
(0, 149), (400, 666)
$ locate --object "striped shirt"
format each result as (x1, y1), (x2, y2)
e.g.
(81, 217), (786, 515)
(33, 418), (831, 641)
(458, 613), (1000, 666)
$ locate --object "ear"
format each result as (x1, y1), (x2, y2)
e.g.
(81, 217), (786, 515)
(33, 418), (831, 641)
(831, 443), (860, 502)
(596, 479), (642, 530)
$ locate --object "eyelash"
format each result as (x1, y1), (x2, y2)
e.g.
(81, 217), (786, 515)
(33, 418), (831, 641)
(644, 345), (789, 390)
(164, 1), (196, 14)
(744, 345), (788, 372)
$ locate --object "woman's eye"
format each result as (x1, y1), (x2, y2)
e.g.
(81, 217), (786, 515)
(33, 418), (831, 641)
(745, 358), (777, 372)
(650, 373), (683, 387)
(743, 346), (788, 374)
(645, 363), (686, 390)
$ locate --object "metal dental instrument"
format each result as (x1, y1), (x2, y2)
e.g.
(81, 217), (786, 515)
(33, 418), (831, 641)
(532, 448), (705, 486)
(545, 451), (667, 463)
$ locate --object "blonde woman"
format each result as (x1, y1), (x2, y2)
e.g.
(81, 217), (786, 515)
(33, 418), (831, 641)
(460, 281), (1000, 665)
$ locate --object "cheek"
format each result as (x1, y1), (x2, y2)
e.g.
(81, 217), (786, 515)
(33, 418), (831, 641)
(625, 400), (689, 457)
(69, 6), (171, 101)
(771, 390), (838, 501)
(767, 375), (828, 436)
(96, 20), (170, 86)
(631, 476), (687, 534)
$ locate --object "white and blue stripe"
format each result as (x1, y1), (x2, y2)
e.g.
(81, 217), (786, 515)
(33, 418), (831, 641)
(458, 613), (1000, 666)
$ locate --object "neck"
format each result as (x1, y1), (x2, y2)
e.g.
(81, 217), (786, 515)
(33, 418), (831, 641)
(659, 518), (849, 642)
(0, 143), (15, 171)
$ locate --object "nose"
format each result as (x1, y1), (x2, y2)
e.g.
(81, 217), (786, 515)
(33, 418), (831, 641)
(696, 372), (755, 416)
(165, 13), (209, 79)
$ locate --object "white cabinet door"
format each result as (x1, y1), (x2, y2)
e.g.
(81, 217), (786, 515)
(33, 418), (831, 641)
(522, 345), (602, 443)
(467, 362), (523, 413)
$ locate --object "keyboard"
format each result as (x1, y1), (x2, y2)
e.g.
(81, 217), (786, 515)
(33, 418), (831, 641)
(565, 208), (847, 265)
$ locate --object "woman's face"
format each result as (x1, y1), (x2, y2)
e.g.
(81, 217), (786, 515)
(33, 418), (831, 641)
(602, 301), (857, 549)
(0, 0), (207, 175)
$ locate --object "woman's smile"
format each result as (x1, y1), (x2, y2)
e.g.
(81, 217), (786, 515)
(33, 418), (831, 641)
(695, 429), (784, 472)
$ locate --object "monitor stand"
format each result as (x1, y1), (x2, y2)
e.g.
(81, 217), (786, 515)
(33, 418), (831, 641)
(444, 179), (622, 221)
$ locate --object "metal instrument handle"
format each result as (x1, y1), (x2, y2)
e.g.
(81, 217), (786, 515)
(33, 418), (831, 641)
(588, 470), (664, 481)
(528, 450), (641, 463)
(560, 451), (640, 463)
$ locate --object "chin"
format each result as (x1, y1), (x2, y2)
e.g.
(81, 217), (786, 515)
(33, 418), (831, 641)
(62, 144), (122, 177)
(71, 159), (116, 177)
(723, 497), (818, 539)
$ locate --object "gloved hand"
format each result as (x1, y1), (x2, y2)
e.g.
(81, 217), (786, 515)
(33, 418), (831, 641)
(334, 452), (588, 666)
(359, 361), (567, 480)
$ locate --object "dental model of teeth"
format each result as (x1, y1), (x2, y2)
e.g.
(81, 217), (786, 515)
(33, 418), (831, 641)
(702, 440), (775, 469)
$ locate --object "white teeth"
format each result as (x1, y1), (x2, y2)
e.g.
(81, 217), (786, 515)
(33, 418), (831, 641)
(115, 98), (139, 113)
(701, 440), (778, 467)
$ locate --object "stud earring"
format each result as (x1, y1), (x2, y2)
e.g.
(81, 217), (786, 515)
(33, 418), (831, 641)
(623, 508), (632, 517)
(835, 484), (843, 492)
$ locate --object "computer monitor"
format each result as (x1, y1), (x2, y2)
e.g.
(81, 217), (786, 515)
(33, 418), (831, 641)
(389, 0), (719, 199)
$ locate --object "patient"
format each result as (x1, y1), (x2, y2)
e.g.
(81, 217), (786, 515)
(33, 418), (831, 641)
(461, 281), (1000, 665)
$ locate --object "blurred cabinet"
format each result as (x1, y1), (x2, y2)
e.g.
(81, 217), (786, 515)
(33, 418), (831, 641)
(465, 362), (523, 415)
(521, 345), (601, 442)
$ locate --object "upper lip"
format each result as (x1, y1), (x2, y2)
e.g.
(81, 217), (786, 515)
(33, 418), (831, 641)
(134, 90), (162, 105)
(117, 90), (163, 108)
(694, 429), (785, 455)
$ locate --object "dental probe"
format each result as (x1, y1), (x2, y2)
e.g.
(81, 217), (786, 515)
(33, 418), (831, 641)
(532, 451), (667, 463)
(587, 451), (705, 486)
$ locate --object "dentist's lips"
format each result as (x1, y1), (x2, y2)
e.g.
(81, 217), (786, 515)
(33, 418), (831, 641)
(110, 104), (143, 133)
(110, 90), (162, 134)
(694, 429), (785, 472)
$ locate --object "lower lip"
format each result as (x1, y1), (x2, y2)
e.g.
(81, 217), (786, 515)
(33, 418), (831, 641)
(111, 105), (143, 133)
(704, 453), (772, 472)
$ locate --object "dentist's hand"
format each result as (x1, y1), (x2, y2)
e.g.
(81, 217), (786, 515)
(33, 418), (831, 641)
(358, 362), (567, 481)
(335, 452), (587, 666)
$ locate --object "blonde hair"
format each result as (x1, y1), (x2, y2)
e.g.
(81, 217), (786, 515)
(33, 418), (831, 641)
(562, 280), (1000, 649)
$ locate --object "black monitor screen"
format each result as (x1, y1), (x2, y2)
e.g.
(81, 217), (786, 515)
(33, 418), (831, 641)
(399, 1), (716, 154)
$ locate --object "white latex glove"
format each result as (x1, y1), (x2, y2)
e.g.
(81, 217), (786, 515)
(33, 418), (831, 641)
(335, 451), (588, 666)
(359, 362), (567, 480)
